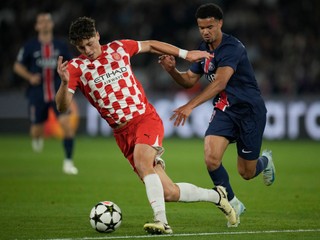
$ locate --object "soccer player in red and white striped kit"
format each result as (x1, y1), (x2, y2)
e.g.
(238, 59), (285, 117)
(56, 16), (236, 234)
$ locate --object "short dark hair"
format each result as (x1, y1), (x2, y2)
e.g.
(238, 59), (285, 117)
(69, 16), (96, 46)
(195, 3), (223, 20)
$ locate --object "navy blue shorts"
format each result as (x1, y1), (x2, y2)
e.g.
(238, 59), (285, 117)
(205, 109), (266, 160)
(28, 100), (63, 124)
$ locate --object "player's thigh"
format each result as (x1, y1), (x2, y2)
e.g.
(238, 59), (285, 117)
(133, 143), (158, 177)
(204, 135), (229, 162)
(134, 112), (165, 177)
(204, 110), (235, 167)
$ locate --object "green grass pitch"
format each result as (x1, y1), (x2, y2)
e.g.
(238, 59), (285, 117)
(0, 135), (319, 240)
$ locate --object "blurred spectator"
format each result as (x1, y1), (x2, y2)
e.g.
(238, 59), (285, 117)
(1, 0), (319, 96)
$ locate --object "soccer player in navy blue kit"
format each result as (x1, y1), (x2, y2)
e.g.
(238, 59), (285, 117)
(159, 3), (275, 227)
(13, 12), (78, 175)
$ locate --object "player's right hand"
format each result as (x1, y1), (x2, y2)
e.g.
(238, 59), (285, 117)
(29, 73), (41, 85)
(170, 103), (193, 127)
(158, 55), (176, 72)
(57, 56), (70, 84)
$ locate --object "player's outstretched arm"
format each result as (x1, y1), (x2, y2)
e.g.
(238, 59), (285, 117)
(158, 55), (201, 89)
(139, 40), (212, 62)
(170, 66), (233, 127)
(56, 56), (73, 113)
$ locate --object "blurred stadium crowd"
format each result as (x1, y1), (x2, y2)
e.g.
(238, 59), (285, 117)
(0, 0), (319, 96)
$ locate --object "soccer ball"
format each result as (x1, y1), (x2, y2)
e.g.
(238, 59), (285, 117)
(89, 201), (122, 233)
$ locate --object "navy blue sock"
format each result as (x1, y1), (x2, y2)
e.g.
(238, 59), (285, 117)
(63, 138), (74, 160)
(254, 156), (268, 177)
(208, 164), (234, 201)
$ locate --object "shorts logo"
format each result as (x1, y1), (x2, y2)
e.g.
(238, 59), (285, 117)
(242, 149), (252, 154)
(144, 133), (150, 138)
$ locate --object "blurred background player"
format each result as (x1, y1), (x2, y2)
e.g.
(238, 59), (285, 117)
(13, 12), (78, 175)
(159, 3), (275, 227)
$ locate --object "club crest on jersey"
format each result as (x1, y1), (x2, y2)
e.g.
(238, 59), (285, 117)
(204, 57), (215, 73)
(207, 62), (215, 72)
(111, 52), (121, 61)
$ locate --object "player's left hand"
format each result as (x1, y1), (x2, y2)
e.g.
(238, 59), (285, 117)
(170, 104), (193, 127)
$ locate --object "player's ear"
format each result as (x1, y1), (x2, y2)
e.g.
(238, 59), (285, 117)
(96, 31), (100, 41)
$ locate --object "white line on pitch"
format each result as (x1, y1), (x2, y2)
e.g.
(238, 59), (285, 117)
(31, 229), (320, 240)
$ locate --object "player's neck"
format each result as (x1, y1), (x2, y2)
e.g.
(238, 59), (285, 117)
(208, 34), (222, 51)
(38, 32), (53, 44)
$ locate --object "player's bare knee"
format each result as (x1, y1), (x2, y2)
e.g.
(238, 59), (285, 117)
(204, 156), (221, 170)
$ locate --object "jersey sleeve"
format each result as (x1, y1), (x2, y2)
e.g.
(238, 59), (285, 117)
(119, 39), (139, 56)
(67, 60), (81, 94)
(189, 61), (204, 74)
(218, 42), (245, 72)
(16, 43), (30, 65)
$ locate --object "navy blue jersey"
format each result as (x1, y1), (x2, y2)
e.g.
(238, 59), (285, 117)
(190, 33), (266, 119)
(16, 38), (72, 102)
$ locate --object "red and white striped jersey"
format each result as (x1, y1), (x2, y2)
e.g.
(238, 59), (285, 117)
(67, 40), (152, 128)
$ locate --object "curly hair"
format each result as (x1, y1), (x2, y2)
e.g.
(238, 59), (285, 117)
(195, 3), (223, 20)
(69, 16), (96, 46)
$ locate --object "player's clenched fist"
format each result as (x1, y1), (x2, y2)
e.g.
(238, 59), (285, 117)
(158, 55), (176, 72)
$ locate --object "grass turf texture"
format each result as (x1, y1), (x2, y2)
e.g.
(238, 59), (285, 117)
(0, 135), (319, 240)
